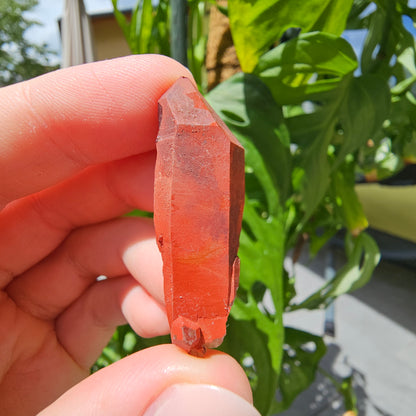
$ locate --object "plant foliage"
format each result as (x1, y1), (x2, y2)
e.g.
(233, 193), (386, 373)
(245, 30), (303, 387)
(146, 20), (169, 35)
(109, 0), (416, 414)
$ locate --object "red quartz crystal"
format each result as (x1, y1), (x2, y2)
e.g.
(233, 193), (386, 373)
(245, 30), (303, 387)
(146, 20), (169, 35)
(154, 77), (245, 356)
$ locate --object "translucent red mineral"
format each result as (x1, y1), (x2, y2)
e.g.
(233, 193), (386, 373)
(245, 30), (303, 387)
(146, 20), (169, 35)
(154, 77), (245, 356)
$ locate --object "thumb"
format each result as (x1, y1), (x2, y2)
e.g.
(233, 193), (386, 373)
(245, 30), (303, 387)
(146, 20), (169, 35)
(37, 344), (260, 416)
(143, 384), (261, 416)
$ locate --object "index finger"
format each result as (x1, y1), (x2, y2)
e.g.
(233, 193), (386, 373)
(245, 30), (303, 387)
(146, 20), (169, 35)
(0, 54), (193, 208)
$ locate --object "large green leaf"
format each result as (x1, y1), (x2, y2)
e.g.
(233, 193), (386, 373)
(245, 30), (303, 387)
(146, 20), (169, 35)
(360, 1), (401, 76)
(220, 317), (279, 416)
(273, 327), (327, 413)
(290, 232), (380, 310)
(283, 86), (346, 228)
(311, 0), (355, 34)
(332, 161), (368, 236)
(234, 200), (285, 368)
(254, 33), (357, 226)
(206, 72), (291, 207)
(291, 71), (389, 226)
(255, 32), (358, 106)
(228, 0), (354, 72)
(334, 74), (391, 170)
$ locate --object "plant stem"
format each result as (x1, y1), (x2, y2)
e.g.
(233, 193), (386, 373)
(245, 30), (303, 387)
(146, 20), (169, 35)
(171, 0), (188, 66)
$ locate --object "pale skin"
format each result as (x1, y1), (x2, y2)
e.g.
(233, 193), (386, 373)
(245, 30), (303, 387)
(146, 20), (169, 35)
(0, 55), (255, 415)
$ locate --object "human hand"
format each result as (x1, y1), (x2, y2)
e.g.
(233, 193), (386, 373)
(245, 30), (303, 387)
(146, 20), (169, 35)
(0, 55), (259, 416)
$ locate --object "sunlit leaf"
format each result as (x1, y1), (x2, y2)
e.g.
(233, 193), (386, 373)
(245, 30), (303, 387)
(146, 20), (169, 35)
(137, 0), (153, 54)
(332, 161), (368, 236)
(255, 32), (357, 105)
(206, 72), (292, 207)
(334, 74), (391, 170)
(112, 0), (130, 41)
(290, 232), (380, 310)
(273, 327), (327, 412)
(228, 0), (354, 72)
(220, 317), (279, 416)
(311, 0), (354, 34)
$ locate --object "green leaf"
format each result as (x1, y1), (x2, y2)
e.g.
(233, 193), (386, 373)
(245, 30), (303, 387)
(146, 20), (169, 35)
(346, 0), (372, 30)
(296, 126), (334, 227)
(112, 0), (165, 55)
(256, 33), (389, 231)
(255, 34), (358, 226)
(332, 161), (368, 236)
(404, 136), (416, 163)
(129, 0), (154, 54)
(227, 199), (286, 413)
(255, 32), (358, 106)
(334, 74), (391, 170)
(290, 232), (380, 310)
(318, 367), (358, 413)
(273, 327), (327, 412)
(152, 0), (170, 56)
(390, 18), (416, 95)
(137, 0), (153, 54)
(125, 209), (153, 218)
(228, 0), (354, 72)
(284, 82), (347, 228)
(206, 72), (291, 206)
(93, 325), (170, 372)
(220, 317), (279, 416)
(112, 0), (130, 41)
(341, 375), (358, 412)
(128, 1), (140, 52)
(233, 224), (285, 365)
(360, 1), (408, 77)
(293, 72), (391, 226)
(188, 0), (208, 88)
(311, 0), (355, 35)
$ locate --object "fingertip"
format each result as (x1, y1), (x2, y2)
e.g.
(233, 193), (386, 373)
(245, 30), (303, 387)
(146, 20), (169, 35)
(128, 54), (195, 84)
(121, 284), (170, 338)
(122, 235), (165, 304)
(143, 384), (260, 416)
(38, 344), (254, 416)
(151, 345), (254, 405)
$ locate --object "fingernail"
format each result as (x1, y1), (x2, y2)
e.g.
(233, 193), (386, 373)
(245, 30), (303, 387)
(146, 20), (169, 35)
(143, 384), (261, 416)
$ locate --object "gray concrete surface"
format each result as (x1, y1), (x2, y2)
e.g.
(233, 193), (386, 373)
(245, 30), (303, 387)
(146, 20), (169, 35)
(279, 247), (416, 416)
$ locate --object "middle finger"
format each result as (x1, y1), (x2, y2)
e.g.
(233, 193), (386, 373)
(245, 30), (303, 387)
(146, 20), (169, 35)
(6, 216), (164, 320)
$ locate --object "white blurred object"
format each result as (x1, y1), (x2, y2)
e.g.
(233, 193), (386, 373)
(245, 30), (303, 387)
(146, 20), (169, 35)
(61, 0), (94, 67)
